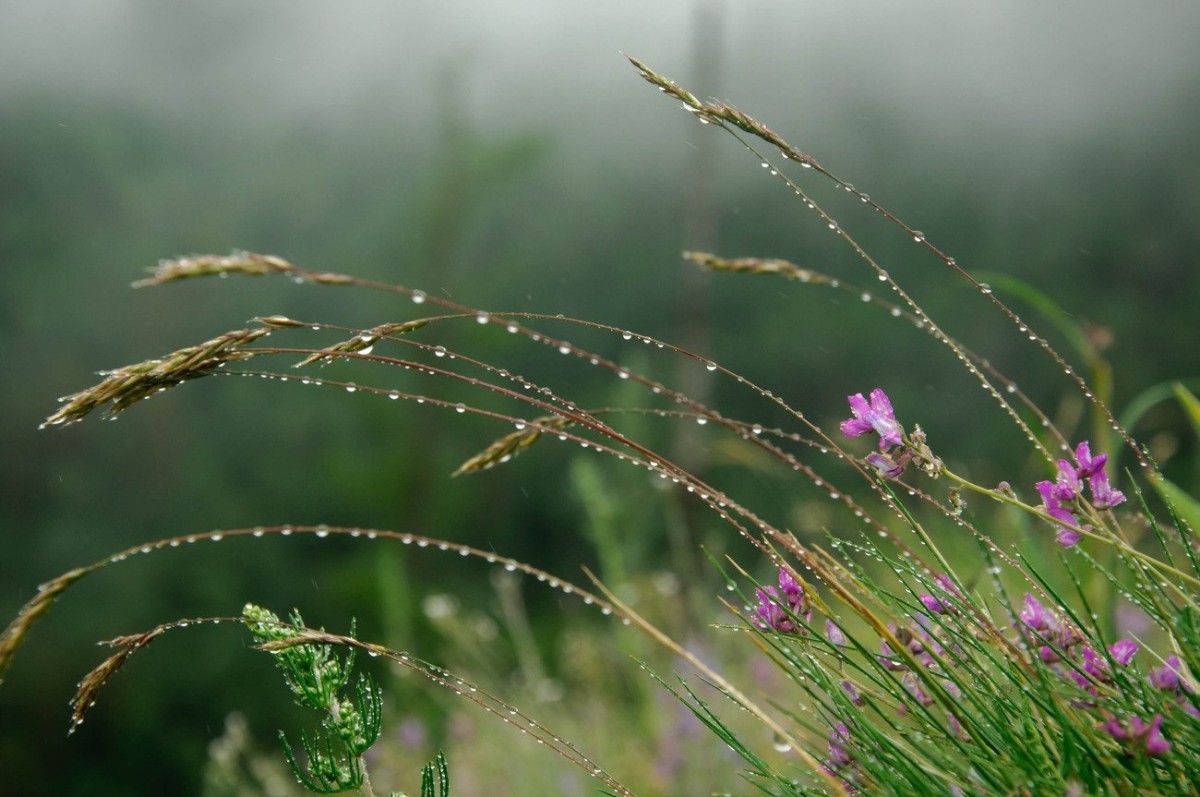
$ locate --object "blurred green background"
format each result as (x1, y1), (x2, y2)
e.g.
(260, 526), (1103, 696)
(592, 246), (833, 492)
(2, 2), (1199, 794)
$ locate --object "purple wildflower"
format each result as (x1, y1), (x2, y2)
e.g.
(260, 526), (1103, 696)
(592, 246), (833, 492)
(1089, 469), (1126, 509)
(1073, 441), (1107, 478)
(825, 620), (848, 646)
(840, 388), (903, 450)
(753, 587), (796, 633)
(1019, 594), (1053, 631)
(826, 722), (855, 770)
(1035, 480), (1083, 547)
(1069, 442), (1123, 507)
(778, 567), (806, 607)
(878, 639), (907, 671)
(918, 573), (959, 616)
(1050, 458), (1082, 502)
(752, 567), (811, 634)
(919, 593), (948, 614)
(1017, 594), (1083, 664)
(1032, 441), (1126, 546)
(1148, 655), (1189, 692)
(1143, 715), (1171, 757)
(1102, 714), (1170, 757)
(1080, 646), (1106, 679)
(866, 449), (911, 479)
(1108, 639), (1139, 666)
(840, 679), (864, 706)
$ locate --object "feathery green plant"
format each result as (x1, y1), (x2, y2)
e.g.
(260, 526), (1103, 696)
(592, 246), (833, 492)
(3, 56), (1198, 795)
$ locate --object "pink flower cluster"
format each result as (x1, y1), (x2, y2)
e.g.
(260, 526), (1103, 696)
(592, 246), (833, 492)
(1019, 594), (1183, 758)
(1034, 442), (1125, 546)
(751, 567), (812, 634)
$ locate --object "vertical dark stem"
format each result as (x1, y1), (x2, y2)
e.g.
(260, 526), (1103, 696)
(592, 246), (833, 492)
(670, 0), (726, 594)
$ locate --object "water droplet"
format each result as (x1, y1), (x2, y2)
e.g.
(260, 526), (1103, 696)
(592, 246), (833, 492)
(558, 344), (571, 354)
(913, 231), (925, 242)
(455, 403), (466, 413)
(705, 362), (717, 371)
(345, 384), (357, 393)
(411, 291), (426, 304)
(434, 346), (446, 358)
(696, 417), (707, 425)
(476, 313), (489, 324)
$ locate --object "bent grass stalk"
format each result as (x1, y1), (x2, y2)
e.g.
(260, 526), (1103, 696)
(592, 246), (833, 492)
(5, 56), (1198, 795)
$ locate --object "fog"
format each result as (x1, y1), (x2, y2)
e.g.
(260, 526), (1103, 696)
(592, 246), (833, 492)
(5, 2), (1198, 141)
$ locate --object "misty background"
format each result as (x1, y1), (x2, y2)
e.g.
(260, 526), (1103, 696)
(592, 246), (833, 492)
(2, 2), (1199, 794)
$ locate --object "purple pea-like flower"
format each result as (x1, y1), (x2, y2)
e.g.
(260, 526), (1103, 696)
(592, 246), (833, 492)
(866, 449), (910, 479)
(825, 620), (848, 647)
(1019, 594), (1052, 632)
(1110, 715), (1170, 757)
(1050, 459), (1083, 502)
(918, 573), (959, 616)
(1035, 481), (1083, 547)
(826, 722), (855, 769)
(1032, 441), (1125, 546)
(1101, 714), (1171, 757)
(1073, 441), (1107, 478)
(1089, 469), (1126, 509)
(1108, 639), (1139, 666)
(919, 593), (948, 615)
(753, 587), (797, 634)
(752, 567), (811, 634)
(840, 388), (903, 450)
(1143, 715), (1171, 757)
(1080, 646), (1106, 679)
(1148, 655), (1187, 692)
(778, 567), (805, 608)
(840, 679), (864, 706)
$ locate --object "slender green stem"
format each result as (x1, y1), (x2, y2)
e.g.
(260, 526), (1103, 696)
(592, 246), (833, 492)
(940, 467), (1200, 594)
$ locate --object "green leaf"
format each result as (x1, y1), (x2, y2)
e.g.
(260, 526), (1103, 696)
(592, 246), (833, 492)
(1172, 382), (1200, 440)
(1148, 474), (1200, 536)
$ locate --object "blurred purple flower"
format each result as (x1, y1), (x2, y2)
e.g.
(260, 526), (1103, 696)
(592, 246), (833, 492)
(1148, 655), (1189, 692)
(825, 620), (848, 646)
(841, 679), (864, 706)
(826, 722), (855, 770)
(919, 593), (948, 614)
(1102, 714), (1170, 757)
(1108, 639), (1139, 666)
(1018, 594), (1053, 632)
